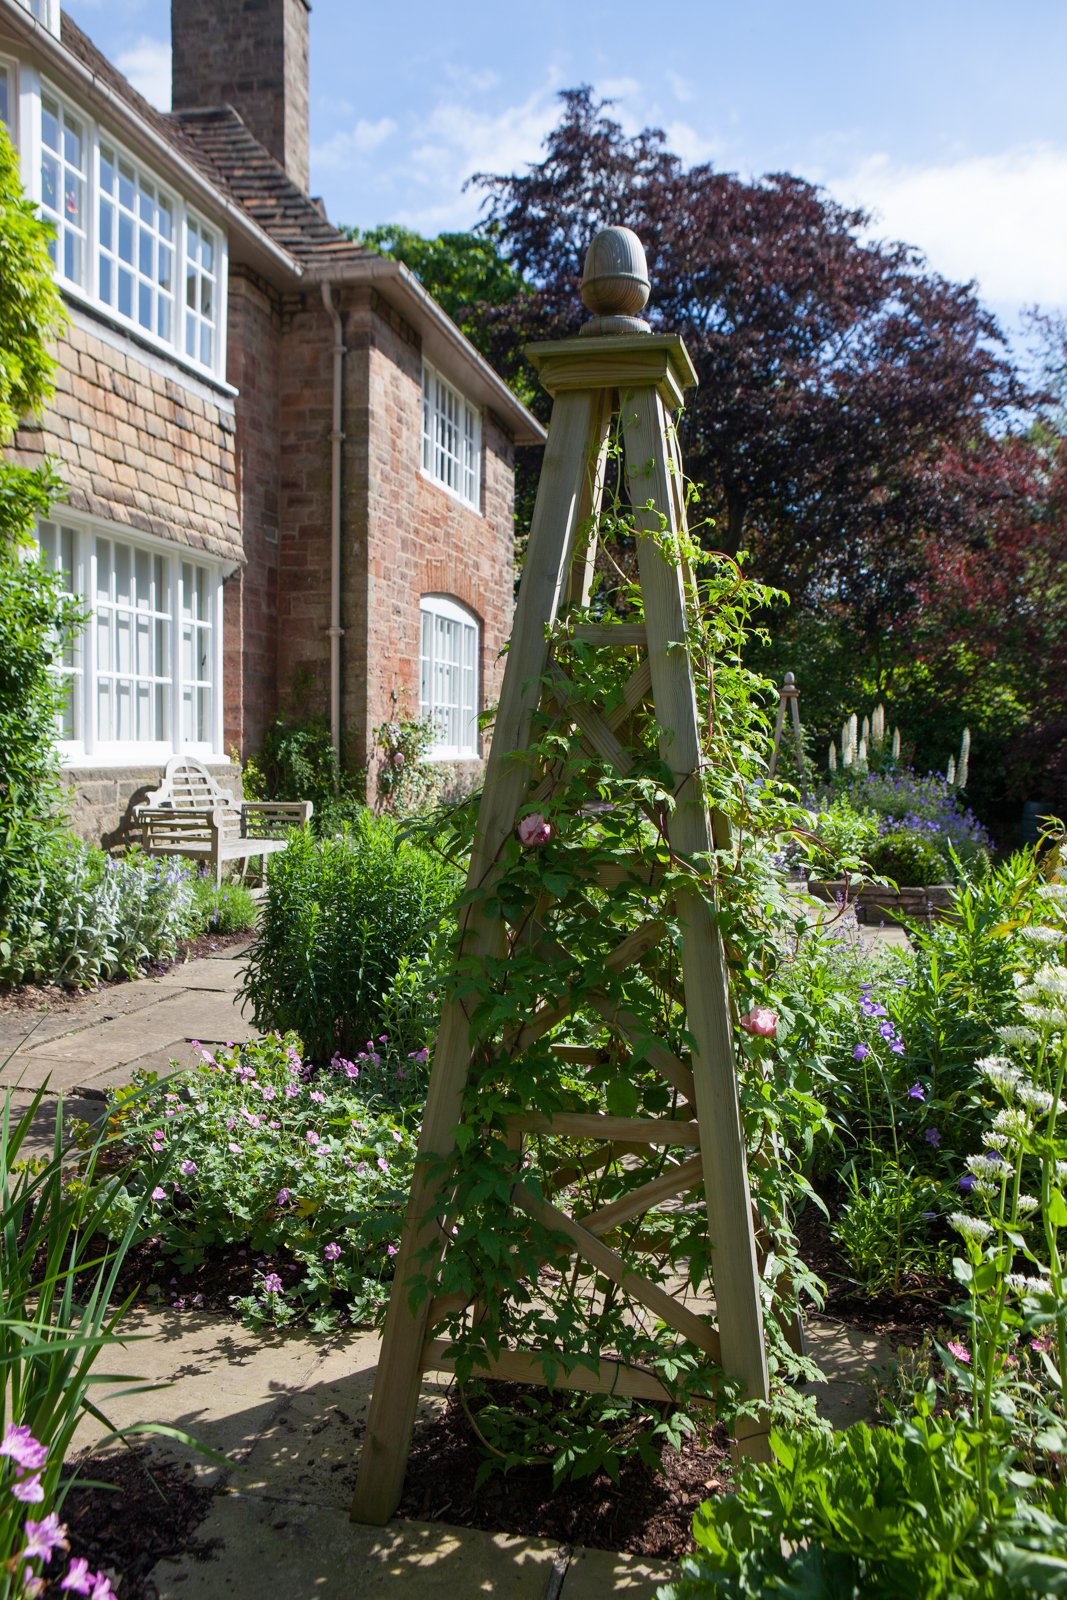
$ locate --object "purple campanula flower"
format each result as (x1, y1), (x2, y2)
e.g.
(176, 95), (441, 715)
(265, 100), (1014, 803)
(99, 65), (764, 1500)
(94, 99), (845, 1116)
(908, 1084), (925, 1102)
(853, 1043), (870, 1061)
(925, 1128), (941, 1147)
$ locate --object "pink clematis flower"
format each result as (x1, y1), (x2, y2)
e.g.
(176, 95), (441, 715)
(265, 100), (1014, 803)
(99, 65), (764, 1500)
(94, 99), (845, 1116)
(517, 812), (551, 848)
(739, 1008), (778, 1039)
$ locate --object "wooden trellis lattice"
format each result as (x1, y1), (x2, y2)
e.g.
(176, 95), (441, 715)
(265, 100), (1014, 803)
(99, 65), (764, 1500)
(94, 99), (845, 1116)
(352, 228), (771, 1526)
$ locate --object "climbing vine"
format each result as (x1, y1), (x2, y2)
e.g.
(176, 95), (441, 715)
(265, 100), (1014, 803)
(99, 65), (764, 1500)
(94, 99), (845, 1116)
(401, 413), (837, 1483)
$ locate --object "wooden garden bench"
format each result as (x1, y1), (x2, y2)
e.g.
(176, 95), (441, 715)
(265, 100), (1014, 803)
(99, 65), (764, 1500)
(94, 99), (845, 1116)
(134, 755), (313, 884)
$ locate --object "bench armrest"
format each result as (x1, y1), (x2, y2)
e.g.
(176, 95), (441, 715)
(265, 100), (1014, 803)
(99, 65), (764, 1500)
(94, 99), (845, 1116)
(239, 800), (313, 838)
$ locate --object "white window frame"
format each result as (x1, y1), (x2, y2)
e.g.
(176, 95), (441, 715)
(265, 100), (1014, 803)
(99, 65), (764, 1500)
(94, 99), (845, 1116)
(35, 516), (225, 767)
(0, 54), (18, 144)
(24, 73), (229, 381)
(421, 361), (482, 511)
(39, 85), (89, 291)
(419, 594), (480, 760)
(96, 137), (178, 348)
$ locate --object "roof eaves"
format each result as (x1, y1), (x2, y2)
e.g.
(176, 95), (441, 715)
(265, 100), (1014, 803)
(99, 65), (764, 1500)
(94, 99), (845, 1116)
(304, 257), (546, 445)
(0, 0), (303, 285)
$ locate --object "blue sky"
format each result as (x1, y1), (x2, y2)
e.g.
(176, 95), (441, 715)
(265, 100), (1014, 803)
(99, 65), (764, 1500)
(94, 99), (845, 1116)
(65, 0), (1067, 338)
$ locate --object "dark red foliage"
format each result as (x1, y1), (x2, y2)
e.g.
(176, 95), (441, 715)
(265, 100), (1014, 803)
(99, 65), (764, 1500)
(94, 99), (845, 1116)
(467, 88), (1034, 637)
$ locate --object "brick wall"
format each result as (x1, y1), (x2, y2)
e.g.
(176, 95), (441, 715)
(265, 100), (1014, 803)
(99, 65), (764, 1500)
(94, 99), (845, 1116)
(9, 309), (241, 566)
(358, 293), (515, 788)
(171, 0), (311, 192)
(226, 268), (283, 756)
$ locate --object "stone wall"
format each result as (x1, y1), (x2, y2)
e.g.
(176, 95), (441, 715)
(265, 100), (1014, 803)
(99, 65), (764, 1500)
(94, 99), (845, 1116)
(60, 763), (242, 848)
(9, 307), (241, 567)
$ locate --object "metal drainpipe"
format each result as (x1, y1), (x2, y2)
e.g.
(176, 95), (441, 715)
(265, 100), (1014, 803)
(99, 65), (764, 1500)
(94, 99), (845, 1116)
(321, 282), (346, 783)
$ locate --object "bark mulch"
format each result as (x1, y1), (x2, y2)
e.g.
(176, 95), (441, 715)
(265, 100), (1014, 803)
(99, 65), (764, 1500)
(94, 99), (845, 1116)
(397, 1383), (733, 1559)
(41, 1447), (218, 1600)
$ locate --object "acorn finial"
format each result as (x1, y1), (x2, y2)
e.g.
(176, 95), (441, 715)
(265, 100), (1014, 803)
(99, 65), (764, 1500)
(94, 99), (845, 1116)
(580, 226), (651, 336)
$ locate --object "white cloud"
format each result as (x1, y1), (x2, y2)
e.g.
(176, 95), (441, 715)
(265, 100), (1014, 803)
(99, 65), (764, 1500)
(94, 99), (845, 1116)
(114, 36), (171, 112)
(314, 117), (398, 166)
(830, 144), (1067, 311)
(665, 70), (694, 104)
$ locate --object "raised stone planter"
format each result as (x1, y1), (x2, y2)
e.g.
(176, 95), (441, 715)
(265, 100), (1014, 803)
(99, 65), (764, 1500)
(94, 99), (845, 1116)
(805, 878), (956, 927)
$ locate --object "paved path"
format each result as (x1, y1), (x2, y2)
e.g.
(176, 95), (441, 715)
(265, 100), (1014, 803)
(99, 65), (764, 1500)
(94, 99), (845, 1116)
(2, 937), (895, 1595)
(69, 1308), (888, 1598)
(0, 944), (257, 1113)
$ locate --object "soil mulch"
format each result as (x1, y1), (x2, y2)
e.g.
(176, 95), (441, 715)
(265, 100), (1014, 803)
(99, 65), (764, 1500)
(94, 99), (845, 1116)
(397, 1382), (733, 1559)
(795, 1186), (962, 1346)
(41, 1447), (218, 1600)
(96, 1231), (311, 1320)
(0, 930), (254, 1017)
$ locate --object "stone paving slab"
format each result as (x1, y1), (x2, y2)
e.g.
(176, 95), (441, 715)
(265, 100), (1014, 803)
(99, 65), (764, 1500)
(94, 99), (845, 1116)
(565, 1547), (677, 1596)
(0, 989), (257, 1095)
(152, 1499), (561, 1599)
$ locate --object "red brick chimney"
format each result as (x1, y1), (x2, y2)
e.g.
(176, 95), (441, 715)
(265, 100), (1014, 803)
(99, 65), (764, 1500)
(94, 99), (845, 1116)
(171, 0), (310, 193)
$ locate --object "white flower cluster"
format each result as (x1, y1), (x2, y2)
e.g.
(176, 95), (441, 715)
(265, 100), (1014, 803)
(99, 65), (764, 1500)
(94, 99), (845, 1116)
(1036, 883), (1067, 904)
(950, 1212), (994, 1241)
(976, 1055), (1021, 1092)
(1021, 1001), (1067, 1030)
(1017, 1082), (1067, 1115)
(1020, 925), (1066, 948)
(997, 1025), (1040, 1047)
(1033, 963), (1067, 999)
(1006, 1272), (1054, 1294)
(993, 1106), (1033, 1142)
(966, 1152), (1009, 1179)
(1015, 1194), (1040, 1214)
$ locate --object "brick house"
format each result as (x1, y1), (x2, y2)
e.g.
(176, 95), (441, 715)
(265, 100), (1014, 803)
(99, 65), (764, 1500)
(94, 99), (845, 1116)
(0, 0), (543, 841)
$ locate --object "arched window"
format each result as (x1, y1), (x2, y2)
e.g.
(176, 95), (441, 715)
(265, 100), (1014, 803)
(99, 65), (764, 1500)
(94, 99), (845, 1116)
(419, 595), (479, 759)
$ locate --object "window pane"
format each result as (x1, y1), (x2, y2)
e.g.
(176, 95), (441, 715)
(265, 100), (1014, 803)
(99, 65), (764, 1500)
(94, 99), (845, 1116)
(99, 195), (113, 252)
(118, 211), (133, 265)
(158, 197), (172, 242)
(118, 267), (132, 319)
(100, 145), (114, 192)
(41, 96), (58, 151)
(158, 241), (172, 291)
(41, 152), (58, 212)
(158, 298), (170, 342)
(138, 280), (152, 329)
(63, 117), (82, 170)
(139, 226), (152, 277)
(118, 162), (134, 211)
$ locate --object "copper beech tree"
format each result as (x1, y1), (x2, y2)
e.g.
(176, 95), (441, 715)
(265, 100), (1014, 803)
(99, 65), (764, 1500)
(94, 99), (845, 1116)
(465, 88), (1032, 642)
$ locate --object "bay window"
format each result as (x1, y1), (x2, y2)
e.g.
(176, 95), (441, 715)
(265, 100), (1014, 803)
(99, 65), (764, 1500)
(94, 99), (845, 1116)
(31, 77), (227, 378)
(37, 520), (222, 763)
(419, 595), (479, 760)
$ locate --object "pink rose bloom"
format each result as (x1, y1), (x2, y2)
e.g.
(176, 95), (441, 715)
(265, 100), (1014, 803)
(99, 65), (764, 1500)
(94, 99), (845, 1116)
(517, 812), (551, 848)
(740, 1008), (778, 1039)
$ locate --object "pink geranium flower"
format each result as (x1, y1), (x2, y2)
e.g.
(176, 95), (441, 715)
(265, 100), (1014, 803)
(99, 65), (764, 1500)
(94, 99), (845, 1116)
(946, 1340), (970, 1364)
(739, 1008), (778, 1039)
(517, 812), (551, 848)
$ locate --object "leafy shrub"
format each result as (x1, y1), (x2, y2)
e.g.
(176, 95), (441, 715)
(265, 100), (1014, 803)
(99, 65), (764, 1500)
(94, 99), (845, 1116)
(190, 875), (256, 936)
(868, 829), (950, 886)
(827, 768), (993, 868)
(796, 800), (878, 880)
(660, 1414), (1067, 1599)
(98, 1033), (417, 1331)
(831, 1164), (950, 1291)
(240, 811), (458, 1061)
(1, 838), (198, 987)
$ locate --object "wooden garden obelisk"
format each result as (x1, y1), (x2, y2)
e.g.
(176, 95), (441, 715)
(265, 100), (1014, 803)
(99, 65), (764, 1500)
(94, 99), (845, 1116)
(351, 227), (770, 1526)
